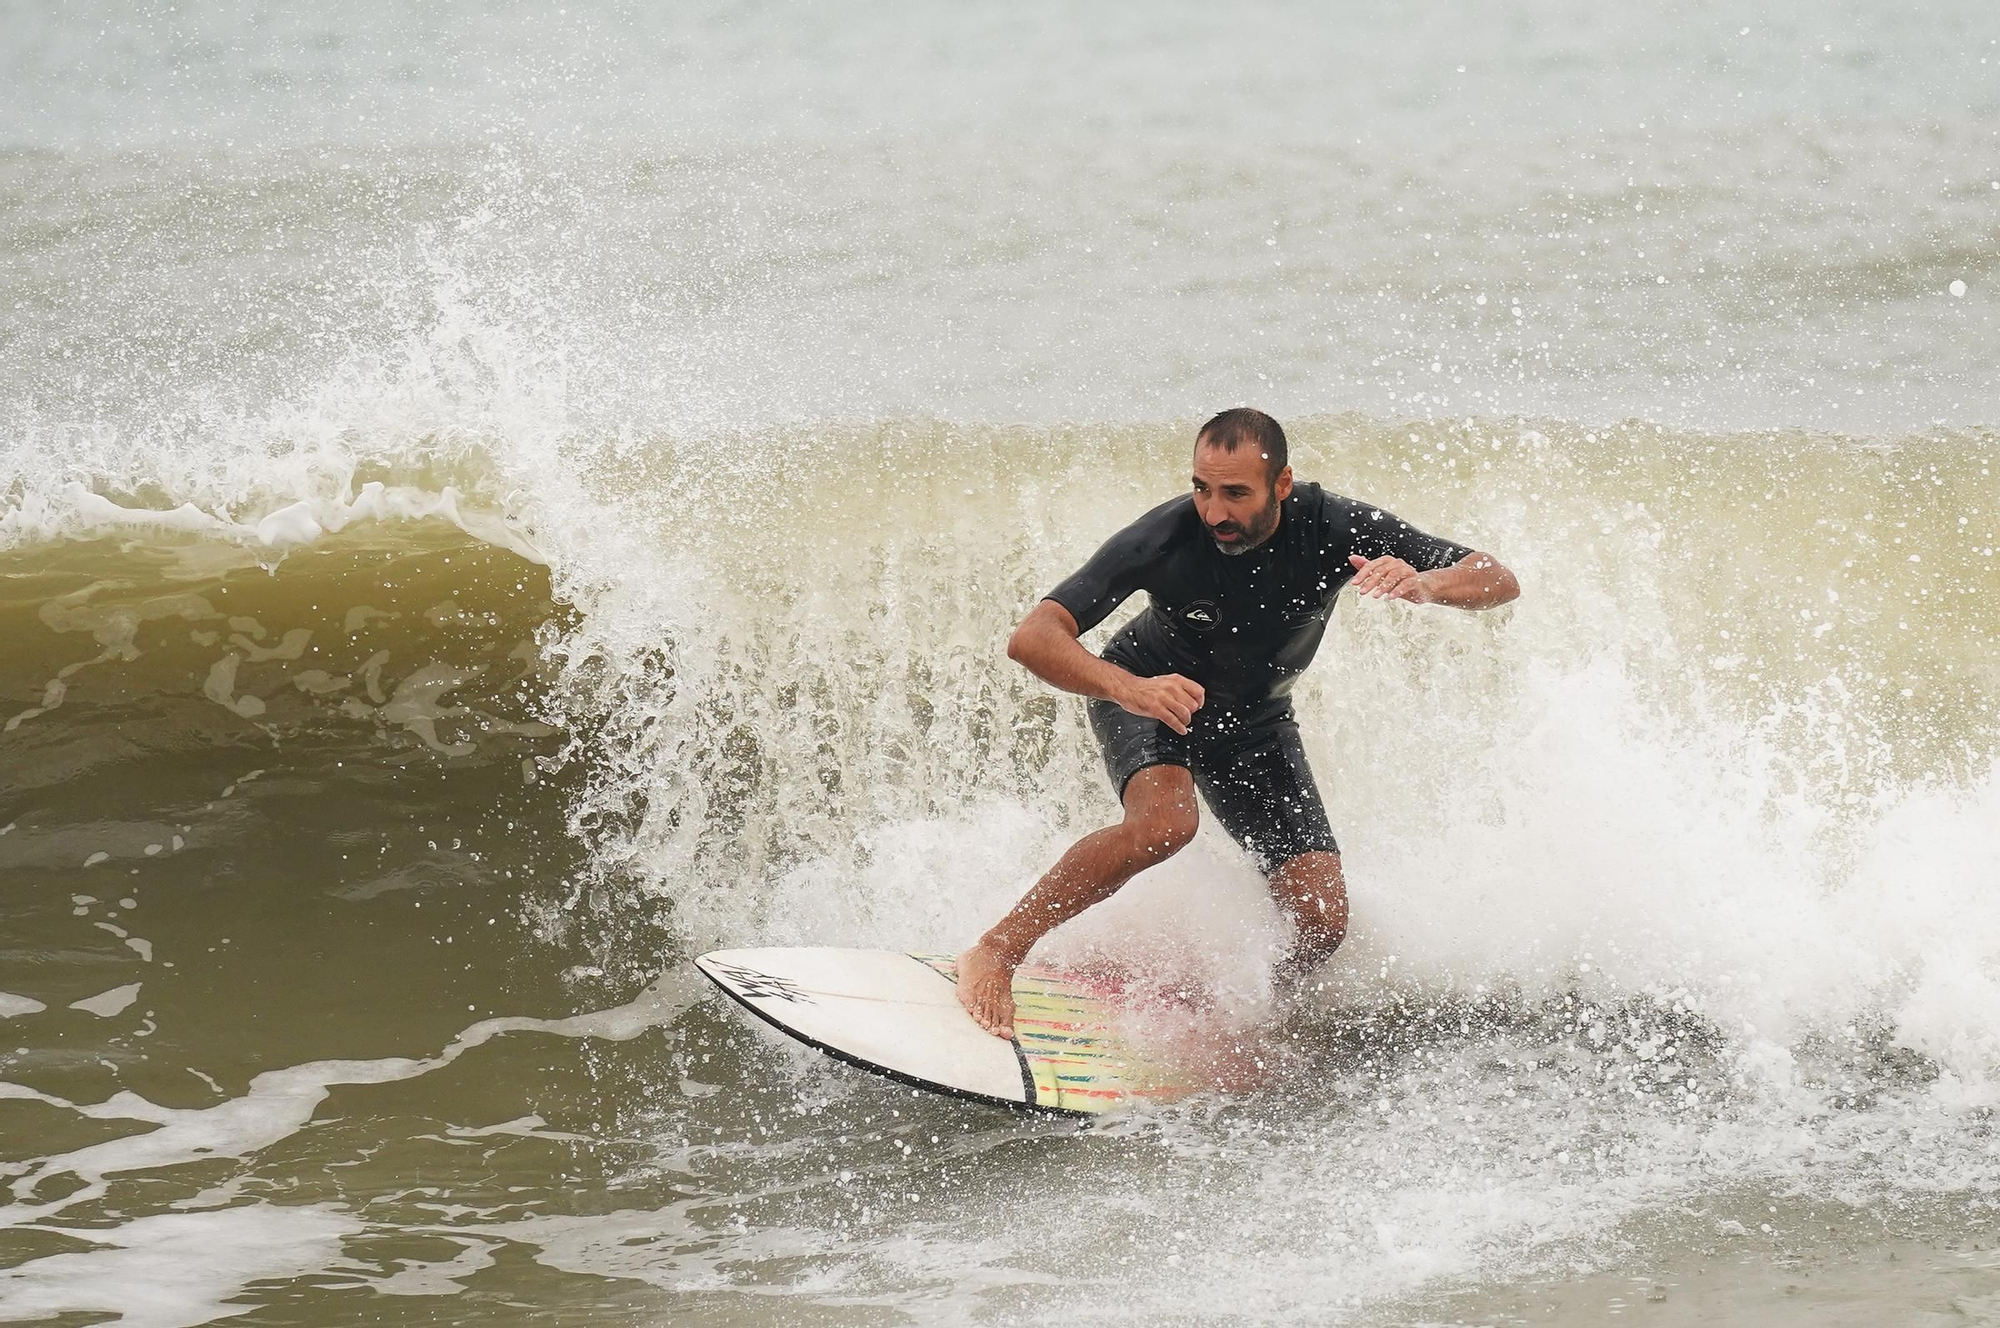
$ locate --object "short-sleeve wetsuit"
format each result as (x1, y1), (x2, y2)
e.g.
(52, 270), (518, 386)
(1043, 481), (1473, 872)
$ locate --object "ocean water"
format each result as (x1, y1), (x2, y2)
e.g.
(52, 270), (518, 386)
(2, 3), (1998, 1324)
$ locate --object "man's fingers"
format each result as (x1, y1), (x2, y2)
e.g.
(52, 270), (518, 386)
(1159, 675), (1204, 709)
(1125, 675), (1203, 733)
(1350, 556), (1417, 599)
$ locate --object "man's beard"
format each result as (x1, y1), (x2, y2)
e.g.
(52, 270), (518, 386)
(1208, 490), (1281, 556)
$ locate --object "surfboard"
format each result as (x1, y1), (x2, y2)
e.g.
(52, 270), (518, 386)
(693, 947), (1202, 1115)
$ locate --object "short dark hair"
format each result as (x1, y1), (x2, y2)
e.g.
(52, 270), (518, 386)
(1195, 407), (1288, 482)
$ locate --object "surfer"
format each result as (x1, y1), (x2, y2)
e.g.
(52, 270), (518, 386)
(957, 408), (1520, 1038)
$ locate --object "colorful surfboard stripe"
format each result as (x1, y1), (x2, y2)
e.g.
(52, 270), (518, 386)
(911, 954), (1192, 1113)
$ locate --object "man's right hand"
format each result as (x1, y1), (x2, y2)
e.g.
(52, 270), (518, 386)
(1114, 672), (1205, 734)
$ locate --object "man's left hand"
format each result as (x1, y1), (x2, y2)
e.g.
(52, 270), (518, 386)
(1347, 554), (1435, 603)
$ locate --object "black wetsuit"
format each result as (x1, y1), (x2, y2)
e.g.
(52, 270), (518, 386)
(1044, 481), (1472, 872)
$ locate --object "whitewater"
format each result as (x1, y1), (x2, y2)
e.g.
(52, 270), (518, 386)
(2, 3), (1998, 1324)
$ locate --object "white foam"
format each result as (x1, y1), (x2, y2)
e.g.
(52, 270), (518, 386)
(0, 480), (544, 564)
(436, 1113), (590, 1143)
(0, 995), (44, 1020)
(369, 1234), (500, 1297)
(0, 970), (701, 1224)
(455, 1208), (803, 1296)
(67, 984), (141, 1018)
(0, 1205), (356, 1328)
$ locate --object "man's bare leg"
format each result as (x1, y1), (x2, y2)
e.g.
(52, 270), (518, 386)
(957, 766), (1198, 1038)
(1265, 850), (1349, 997)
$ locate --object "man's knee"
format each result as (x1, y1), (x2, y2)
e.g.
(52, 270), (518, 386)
(1121, 804), (1196, 866)
(1274, 851), (1349, 953)
(1296, 904), (1348, 956)
(1117, 766), (1198, 867)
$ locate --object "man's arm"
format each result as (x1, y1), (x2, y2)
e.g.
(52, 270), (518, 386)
(1008, 600), (1207, 734)
(1346, 550), (1520, 610)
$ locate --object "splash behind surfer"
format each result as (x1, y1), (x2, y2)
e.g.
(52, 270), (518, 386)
(958, 409), (1520, 1038)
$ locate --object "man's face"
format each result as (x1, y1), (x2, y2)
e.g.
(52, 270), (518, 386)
(1192, 440), (1291, 555)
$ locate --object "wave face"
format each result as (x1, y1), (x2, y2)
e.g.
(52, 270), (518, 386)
(2, 402), (1995, 1323)
(3, 4), (1999, 1323)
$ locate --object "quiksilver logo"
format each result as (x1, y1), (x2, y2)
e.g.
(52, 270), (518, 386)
(1187, 608), (1214, 623)
(1182, 600), (1219, 632)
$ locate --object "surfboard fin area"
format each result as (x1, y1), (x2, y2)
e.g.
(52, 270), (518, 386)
(694, 947), (1200, 1115)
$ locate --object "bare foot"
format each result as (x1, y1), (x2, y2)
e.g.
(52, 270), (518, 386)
(955, 942), (1018, 1040)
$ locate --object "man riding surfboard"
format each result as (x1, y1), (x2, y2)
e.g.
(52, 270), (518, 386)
(957, 409), (1520, 1038)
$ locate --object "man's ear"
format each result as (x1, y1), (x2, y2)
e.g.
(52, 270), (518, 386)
(1274, 465), (1294, 502)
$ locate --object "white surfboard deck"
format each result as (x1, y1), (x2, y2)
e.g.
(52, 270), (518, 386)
(694, 947), (1200, 1115)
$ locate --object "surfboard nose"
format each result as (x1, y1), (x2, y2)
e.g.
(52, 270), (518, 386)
(695, 947), (1032, 1107)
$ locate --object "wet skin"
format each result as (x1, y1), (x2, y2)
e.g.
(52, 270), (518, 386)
(954, 763), (1350, 1039)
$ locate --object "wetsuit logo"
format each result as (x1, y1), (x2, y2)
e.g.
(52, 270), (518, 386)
(1181, 600), (1220, 633)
